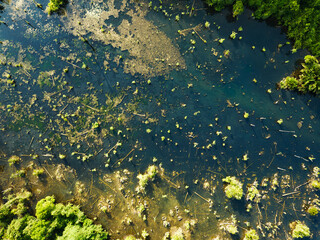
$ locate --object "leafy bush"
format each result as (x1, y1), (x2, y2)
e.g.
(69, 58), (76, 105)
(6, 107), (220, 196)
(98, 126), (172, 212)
(280, 55), (320, 94)
(0, 192), (108, 240)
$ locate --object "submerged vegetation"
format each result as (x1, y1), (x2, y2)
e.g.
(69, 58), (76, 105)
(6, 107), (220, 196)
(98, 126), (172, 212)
(222, 176), (243, 200)
(290, 221), (310, 239)
(136, 165), (158, 193)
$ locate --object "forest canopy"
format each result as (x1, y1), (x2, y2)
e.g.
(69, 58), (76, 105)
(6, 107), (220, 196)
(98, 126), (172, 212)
(0, 191), (108, 240)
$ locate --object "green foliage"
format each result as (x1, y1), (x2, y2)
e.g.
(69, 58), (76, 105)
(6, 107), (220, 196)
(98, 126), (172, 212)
(57, 219), (108, 240)
(205, 0), (235, 11)
(4, 216), (32, 240)
(307, 205), (319, 216)
(222, 176), (243, 200)
(311, 179), (320, 189)
(171, 228), (185, 240)
(137, 165), (158, 193)
(8, 155), (21, 166)
(47, 0), (67, 15)
(124, 236), (137, 240)
(291, 221), (310, 239)
(0, 193), (108, 240)
(244, 229), (259, 240)
(246, 182), (260, 202)
(280, 55), (320, 94)
(233, 0), (244, 17)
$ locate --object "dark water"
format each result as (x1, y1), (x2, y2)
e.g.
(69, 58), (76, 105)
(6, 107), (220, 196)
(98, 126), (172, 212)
(0, 0), (319, 239)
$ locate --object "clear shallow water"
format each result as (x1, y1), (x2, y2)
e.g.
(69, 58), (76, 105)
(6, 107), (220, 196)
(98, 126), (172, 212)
(0, 0), (319, 239)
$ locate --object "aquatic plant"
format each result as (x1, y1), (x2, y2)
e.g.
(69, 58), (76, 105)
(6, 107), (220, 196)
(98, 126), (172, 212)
(204, 21), (210, 28)
(220, 215), (238, 235)
(11, 170), (26, 178)
(141, 229), (149, 239)
(8, 155), (21, 166)
(47, 0), (67, 15)
(243, 229), (259, 240)
(246, 181), (260, 202)
(290, 221), (310, 239)
(218, 38), (225, 44)
(32, 169), (44, 177)
(171, 228), (185, 240)
(124, 235), (136, 240)
(307, 205), (319, 216)
(311, 180), (320, 189)
(222, 176), (243, 200)
(136, 165), (158, 193)
(230, 31), (237, 39)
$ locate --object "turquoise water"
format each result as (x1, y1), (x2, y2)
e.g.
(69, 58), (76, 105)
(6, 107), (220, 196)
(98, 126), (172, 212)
(0, 0), (319, 239)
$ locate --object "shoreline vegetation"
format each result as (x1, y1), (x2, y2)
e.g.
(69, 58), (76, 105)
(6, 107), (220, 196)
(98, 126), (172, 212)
(46, 0), (68, 15)
(204, 0), (320, 95)
(0, 191), (108, 239)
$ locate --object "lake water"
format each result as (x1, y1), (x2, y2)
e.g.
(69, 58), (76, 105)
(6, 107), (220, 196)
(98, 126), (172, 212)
(0, 0), (319, 239)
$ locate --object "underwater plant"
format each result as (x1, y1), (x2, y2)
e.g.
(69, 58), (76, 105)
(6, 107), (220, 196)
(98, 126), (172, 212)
(220, 215), (238, 235)
(311, 180), (320, 189)
(243, 229), (259, 240)
(222, 176), (243, 200)
(171, 228), (185, 240)
(290, 221), (310, 239)
(124, 236), (137, 240)
(136, 165), (158, 193)
(246, 181), (260, 202)
(8, 155), (21, 166)
(307, 205), (319, 216)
